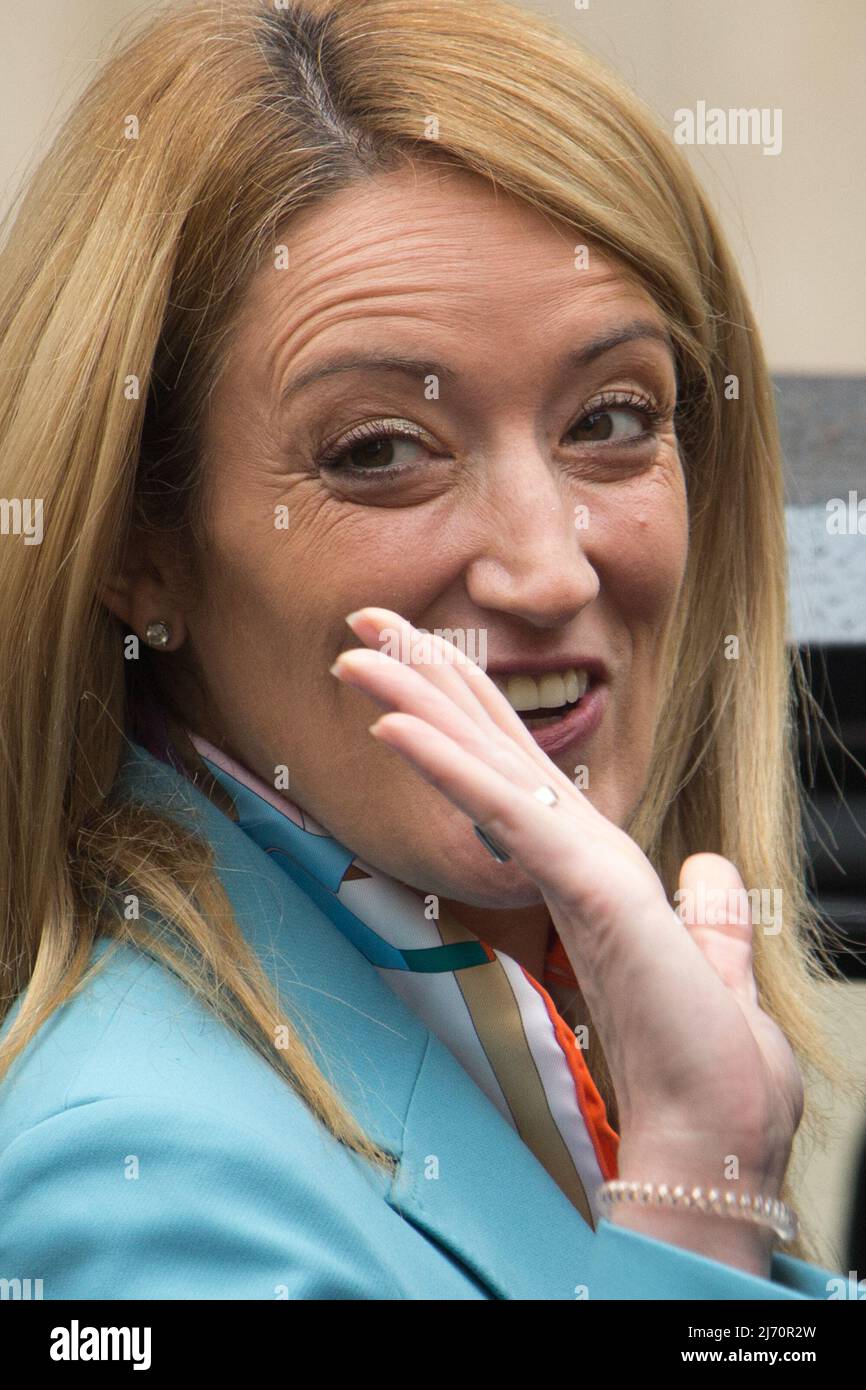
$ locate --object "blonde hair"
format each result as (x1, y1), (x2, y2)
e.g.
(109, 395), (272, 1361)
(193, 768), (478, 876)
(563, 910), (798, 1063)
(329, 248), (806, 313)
(0, 0), (857, 1261)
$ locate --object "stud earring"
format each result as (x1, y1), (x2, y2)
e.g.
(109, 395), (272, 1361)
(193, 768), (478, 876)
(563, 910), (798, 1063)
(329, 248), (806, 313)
(143, 620), (172, 649)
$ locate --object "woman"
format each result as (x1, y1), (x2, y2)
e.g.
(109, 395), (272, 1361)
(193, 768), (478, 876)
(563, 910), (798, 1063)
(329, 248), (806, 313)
(0, 0), (856, 1299)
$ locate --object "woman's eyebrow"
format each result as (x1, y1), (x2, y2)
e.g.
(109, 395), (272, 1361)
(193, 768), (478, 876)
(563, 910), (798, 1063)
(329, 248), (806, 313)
(279, 318), (674, 406)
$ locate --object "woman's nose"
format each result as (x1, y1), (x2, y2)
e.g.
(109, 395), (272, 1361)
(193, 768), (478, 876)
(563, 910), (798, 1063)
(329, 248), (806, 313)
(462, 458), (601, 629)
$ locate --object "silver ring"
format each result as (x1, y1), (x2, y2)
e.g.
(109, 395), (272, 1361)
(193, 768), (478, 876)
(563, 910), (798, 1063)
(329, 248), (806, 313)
(533, 784), (559, 807)
(474, 785), (559, 862)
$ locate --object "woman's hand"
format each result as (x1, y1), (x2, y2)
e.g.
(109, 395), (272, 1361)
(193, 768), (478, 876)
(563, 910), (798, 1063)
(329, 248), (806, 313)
(330, 607), (804, 1262)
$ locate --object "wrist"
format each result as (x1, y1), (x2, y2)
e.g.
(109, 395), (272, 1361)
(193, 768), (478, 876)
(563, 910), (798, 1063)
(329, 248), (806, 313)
(603, 1194), (777, 1278)
(607, 1134), (788, 1279)
(616, 1120), (788, 1198)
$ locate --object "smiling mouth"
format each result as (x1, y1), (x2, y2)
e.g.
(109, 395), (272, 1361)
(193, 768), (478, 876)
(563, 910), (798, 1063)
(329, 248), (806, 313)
(517, 699), (588, 728)
(489, 666), (593, 726)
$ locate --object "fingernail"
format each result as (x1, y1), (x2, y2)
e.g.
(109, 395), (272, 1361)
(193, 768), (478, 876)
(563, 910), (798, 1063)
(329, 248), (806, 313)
(345, 610), (366, 629)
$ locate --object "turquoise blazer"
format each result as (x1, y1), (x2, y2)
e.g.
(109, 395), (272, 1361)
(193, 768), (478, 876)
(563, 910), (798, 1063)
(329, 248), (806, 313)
(0, 743), (847, 1299)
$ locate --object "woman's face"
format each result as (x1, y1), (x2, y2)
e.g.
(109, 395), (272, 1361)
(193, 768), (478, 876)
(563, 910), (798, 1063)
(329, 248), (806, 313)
(124, 160), (688, 909)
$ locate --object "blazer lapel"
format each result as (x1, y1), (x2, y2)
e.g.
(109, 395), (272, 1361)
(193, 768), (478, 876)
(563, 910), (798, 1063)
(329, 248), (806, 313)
(114, 741), (598, 1299)
(387, 1026), (600, 1299)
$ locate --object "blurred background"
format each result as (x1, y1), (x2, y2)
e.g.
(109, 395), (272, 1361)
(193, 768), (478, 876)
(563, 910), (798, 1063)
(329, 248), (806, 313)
(1, 0), (863, 1274)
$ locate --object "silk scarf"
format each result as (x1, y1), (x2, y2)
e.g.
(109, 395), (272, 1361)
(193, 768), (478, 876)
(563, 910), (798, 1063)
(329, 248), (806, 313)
(134, 711), (619, 1228)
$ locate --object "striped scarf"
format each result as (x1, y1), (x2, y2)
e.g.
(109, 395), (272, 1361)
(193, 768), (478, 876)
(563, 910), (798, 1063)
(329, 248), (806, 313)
(137, 716), (619, 1227)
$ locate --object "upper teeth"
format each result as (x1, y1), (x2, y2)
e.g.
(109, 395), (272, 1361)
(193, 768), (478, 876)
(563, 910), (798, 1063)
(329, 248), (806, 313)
(492, 667), (590, 713)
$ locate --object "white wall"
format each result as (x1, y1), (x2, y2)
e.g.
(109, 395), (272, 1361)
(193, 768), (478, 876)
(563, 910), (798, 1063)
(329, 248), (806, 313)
(0, 2), (156, 216)
(527, 0), (866, 374)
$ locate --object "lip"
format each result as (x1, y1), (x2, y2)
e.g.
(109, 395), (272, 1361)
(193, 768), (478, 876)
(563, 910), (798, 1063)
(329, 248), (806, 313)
(517, 678), (608, 756)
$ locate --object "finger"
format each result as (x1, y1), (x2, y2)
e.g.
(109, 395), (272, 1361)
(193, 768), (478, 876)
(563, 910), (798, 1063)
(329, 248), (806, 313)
(675, 853), (759, 1006)
(344, 605), (580, 788)
(367, 709), (593, 888)
(333, 646), (578, 814)
(344, 607), (508, 736)
(332, 644), (496, 742)
(345, 606), (542, 750)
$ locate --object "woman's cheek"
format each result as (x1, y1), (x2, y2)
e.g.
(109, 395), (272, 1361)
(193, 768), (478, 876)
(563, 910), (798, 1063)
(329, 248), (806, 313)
(608, 471), (688, 622)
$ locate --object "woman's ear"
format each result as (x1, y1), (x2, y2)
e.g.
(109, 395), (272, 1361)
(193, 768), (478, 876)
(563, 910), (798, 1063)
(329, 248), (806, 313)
(99, 530), (188, 651)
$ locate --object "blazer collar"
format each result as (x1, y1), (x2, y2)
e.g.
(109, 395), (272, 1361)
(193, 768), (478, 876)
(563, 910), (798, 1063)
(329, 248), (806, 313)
(112, 738), (604, 1299)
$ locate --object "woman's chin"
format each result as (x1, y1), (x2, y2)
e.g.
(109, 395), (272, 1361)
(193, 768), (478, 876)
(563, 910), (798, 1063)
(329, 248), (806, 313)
(437, 846), (547, 910)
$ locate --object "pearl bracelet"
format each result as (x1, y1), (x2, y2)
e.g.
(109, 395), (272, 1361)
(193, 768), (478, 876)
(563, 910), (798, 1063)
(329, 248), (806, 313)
(595, 1180), (798, 1243)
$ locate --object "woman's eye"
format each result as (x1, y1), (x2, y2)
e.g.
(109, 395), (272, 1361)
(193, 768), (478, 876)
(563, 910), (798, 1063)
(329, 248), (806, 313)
(316, 421), (432, 475)
(567, 404), (655, 444)
(338, 435), (425, 471)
